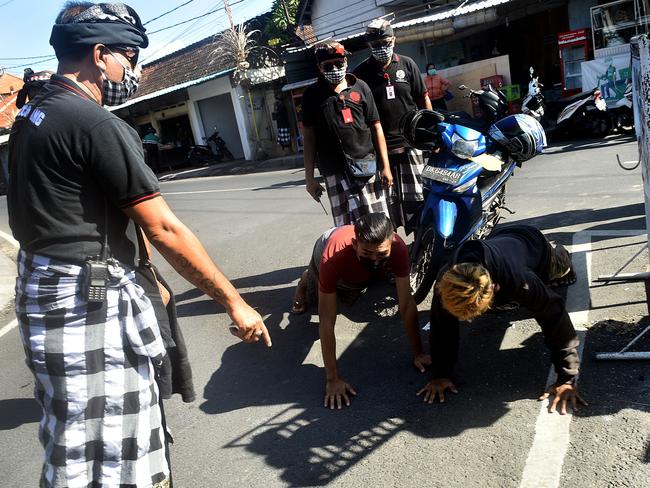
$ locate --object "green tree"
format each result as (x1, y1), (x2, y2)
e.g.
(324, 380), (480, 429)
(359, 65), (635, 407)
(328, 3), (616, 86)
(265, 0), (299, 47)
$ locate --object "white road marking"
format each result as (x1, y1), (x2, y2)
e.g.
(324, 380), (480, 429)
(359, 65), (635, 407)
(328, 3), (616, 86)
(0, 231), (18, 339)
(0, 318), (17, 339)
(164, 184), (306, 196)
(0, 229), (19, 249)
(519, 229), (646, 488)
(159, 167), (301, 184)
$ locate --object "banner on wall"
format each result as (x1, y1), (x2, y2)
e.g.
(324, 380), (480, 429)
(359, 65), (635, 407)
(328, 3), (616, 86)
(581, 53), (631, 103)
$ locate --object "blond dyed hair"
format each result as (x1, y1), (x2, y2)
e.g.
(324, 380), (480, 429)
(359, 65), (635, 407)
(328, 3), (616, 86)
(436, 263), (495, 321)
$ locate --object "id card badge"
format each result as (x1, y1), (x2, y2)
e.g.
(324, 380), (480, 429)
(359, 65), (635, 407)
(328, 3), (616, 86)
(386, 85), (396, 100)
(341, 107), (353, 124)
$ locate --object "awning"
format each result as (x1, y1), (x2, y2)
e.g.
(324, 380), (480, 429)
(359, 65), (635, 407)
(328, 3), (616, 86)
(285, 0), (513, 52)
(282, 77), (317, 92)
(110, 68), (235, 111)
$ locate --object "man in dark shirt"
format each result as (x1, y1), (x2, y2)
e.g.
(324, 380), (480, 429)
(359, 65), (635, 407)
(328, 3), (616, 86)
(8, 3), (270, 486)
(417, 225), (586, 415)
(291, 213), (430, 409)
(353, 19), (433, 234)
(302, 41), (393, 227)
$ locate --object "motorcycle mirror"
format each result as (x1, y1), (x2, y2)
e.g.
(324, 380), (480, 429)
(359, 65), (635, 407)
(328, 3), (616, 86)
(529, 67), (534, 75)
(458, 85), (467, 90)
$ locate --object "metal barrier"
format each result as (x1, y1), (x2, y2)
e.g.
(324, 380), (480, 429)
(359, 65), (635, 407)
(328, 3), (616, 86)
(595, 35), (650, 361)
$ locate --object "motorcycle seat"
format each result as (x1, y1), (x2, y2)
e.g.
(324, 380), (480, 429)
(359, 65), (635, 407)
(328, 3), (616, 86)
(440, 112), (487, 132)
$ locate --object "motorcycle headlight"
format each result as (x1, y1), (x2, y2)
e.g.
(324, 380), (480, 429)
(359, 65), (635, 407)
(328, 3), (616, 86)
(451, 138), (479, 160)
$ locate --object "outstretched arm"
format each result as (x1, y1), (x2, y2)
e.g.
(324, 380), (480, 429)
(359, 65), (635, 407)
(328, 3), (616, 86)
(416, 292), (460, 404)
(123, 195), (271, 347)
(319, 290), (357, 409)
(395, 276), (429, 371)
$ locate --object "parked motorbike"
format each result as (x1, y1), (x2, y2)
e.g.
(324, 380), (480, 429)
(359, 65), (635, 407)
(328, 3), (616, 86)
(401, 109), (546, 304)
(521, 67), (611, 139)
(438, 82), (510, 132)
(186, 127), (234, 165)
(608, 82), (634, 135)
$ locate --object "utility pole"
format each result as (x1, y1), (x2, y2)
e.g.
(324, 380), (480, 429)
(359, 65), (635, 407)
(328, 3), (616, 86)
(223, 0), (234, 30)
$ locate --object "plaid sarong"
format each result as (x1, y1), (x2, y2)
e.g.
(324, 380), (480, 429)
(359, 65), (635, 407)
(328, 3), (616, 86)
(324, 172), (389, 227)
(277, 127), (291, 148)
(388, 148), (426, 233)
(15, 251), (170, 488)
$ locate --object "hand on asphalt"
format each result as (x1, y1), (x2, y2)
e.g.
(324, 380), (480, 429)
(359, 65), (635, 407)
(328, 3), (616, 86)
(417, 377), (458, 404)
(413, 353), (432, 372)
(324, 379), (357, 409)
(228, 302), (272, 347)
(380, 167), (393, 188)
(539, 382), (588, 415)
(306, 178), (325, 202)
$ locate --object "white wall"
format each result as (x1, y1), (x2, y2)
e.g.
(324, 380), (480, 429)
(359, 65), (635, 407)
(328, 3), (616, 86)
(187, 75), (253, 160)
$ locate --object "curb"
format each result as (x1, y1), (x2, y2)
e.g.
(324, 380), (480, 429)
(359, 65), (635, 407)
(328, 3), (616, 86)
(158, 154), (304, 183)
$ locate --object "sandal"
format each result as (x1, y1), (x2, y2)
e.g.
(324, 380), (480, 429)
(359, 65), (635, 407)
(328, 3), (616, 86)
(548, 267), (577, 288)
(291, 299), (307, 315)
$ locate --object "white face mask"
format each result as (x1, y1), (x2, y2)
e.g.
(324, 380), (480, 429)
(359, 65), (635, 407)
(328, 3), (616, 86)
(322, 64), (347, 84)
(100, 51), (140, 106)
(371, 45), (394, 64)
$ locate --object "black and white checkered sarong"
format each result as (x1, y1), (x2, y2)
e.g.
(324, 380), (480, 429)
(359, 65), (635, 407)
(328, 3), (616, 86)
(15, 251), (170, 488)
(277, 127), (291, 148)
(324, 172), (389, 227)
(388, 148), (426, 233)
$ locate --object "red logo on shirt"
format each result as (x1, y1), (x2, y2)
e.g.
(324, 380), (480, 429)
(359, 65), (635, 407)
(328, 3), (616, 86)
(348, 91), (361, 103)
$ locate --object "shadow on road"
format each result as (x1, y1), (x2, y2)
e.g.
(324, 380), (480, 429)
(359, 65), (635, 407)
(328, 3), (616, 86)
(545, 134), (636, 154)
(509, 202), (645, 243)
(0, 398), (41, 430)
(196, 275), (559, 486)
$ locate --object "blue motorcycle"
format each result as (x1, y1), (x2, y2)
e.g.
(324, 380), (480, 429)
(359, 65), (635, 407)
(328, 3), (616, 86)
(402, 106), (546, 304)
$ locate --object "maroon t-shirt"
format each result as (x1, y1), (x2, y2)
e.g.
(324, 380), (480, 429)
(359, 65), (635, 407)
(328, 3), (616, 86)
(319, 225), (409, 293)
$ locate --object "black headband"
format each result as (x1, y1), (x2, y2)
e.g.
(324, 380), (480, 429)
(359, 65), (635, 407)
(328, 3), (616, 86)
(49, 3), (148, 58)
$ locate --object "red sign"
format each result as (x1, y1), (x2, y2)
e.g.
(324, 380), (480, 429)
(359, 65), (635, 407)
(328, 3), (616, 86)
(558, 29), (588, 45)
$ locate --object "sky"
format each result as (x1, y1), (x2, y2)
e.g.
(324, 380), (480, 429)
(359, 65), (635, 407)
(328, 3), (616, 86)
(0, 0), (275, 76)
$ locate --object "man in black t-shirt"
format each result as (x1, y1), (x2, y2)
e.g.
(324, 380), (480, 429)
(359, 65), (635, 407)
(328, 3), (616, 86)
(418, 225), (586, 415)
(8, 3), (270, 487)
(353, 19), (433, 234)
(302, 41), (392, 227)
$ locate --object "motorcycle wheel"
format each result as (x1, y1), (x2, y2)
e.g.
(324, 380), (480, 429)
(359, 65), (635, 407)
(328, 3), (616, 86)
(409, 224), (445, 305)
(588, 112), (612, 138)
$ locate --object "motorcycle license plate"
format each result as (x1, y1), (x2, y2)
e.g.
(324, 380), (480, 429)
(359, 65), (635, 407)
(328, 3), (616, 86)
(422, 165), (463, 184)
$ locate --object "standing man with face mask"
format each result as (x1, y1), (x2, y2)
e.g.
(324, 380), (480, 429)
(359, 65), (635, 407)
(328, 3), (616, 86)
(8, 3), (270, 487)
(353, 19), (433, 235)
(302, 41), (393, 227)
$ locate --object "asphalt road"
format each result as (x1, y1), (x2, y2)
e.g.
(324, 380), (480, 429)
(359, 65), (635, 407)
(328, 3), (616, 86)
(0, 135), (648, 487)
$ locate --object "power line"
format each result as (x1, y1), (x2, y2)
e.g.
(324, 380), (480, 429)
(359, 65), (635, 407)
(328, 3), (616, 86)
(1, 0), (252, 65)
(0, 0), (17, 8)
(141, 0), (252, 64)
(148, 0), (246, 35)
(4, 56), (57, 70)
(141, 1), (228, 63)
(0, 54), (55, 60)
(143, 0), (195, 25)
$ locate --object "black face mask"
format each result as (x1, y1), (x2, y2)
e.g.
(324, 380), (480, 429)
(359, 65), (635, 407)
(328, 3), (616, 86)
(358, 256), (388, 272)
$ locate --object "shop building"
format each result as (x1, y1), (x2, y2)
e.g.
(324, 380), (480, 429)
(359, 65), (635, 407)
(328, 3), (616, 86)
(112, 35), (288, 166)
(285, 0), (643, 139)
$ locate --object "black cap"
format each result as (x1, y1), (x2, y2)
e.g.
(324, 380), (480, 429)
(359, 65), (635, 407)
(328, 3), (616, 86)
(314, 41), (348, 62)
(365, 19), (394, 41)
